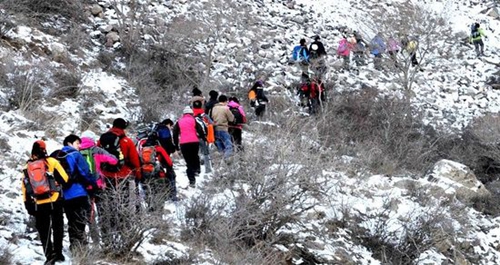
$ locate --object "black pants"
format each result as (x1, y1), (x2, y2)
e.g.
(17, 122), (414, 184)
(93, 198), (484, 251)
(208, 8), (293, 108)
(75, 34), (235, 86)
(64, 196), (91, 250)
(180, 142), (200, 185)
(255, 104), (266, 117)
(229, 127), (243, 151)
(410, 52), (418, 66)
(34, 201), (64, 259)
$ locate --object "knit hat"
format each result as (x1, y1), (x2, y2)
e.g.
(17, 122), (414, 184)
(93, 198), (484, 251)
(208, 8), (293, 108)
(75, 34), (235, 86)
(183, 106), (193, 114)
(81, 130), (97, 142)
(31, 140), (47, 158)
(113, 118), (129, 129)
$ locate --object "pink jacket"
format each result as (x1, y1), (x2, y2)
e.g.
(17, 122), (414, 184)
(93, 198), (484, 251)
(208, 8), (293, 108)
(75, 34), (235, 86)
(336, 39), (352, 57)
(80, 137), (118, 188)
(228, 101), (246, 129)
(175, 114), (200, 144)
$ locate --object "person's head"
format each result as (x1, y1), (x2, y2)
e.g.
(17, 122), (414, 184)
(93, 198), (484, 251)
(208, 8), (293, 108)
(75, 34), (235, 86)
(229, 96), (240, 104)
(192, 86), (202, 97)
(218, 94), (228, 103)
(161, 118), (174, 127)
(183, 106), (193, 115)
(209, 90), (219, 100)
(144, 132), (158, 147)
(475, 22), (480, 29)
(300, 38), (306, 46)
(314, 35), (321, 41)
(63, 134), (82, 150)
(112, 118), (129, 130)
(81, 130), (97, 143)
(31, 140), (47, 159)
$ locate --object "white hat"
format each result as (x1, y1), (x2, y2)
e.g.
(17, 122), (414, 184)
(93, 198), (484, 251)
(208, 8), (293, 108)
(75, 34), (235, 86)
(81, 130), (97, 142)
(183, 106), (193, 114)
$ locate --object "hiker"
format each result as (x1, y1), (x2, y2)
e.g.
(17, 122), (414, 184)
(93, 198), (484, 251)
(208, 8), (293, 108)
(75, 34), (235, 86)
(205, 90), (219, 115)
(79, 130), (118, 245)
(22, 140), (69, 264)
(139, 133), (177, 210)
(336, 34), (352, 72)
(97, 118), (142, 246)
(173, 106), (206, 188)
(401, 35), (419, 67)
(228, 96), (247, 151)
(370, 32), (386, 70)
(190, 86), (205, 116)
(210, 95), (235, 159)
(351, 30), (368, 67)
(248, 81), (269, 117)
(309, 35), (327, 78)
(53, 134), (97, 252)
(299, 77), (324, 115)
(156, 119), (176, 155)
(291, 38), (310, 75)
(470, 22), (487, 57)
(387, 36), (401, 68)
(194, 111), (215, 173)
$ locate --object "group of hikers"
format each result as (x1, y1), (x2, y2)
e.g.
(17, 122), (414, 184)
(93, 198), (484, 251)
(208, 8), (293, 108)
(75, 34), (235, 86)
(21, 83), (269, 264)
(289, 22), (489, 114)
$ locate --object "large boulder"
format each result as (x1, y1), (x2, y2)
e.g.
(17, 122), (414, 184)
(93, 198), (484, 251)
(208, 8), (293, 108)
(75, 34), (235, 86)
(427, 159), (490, 202)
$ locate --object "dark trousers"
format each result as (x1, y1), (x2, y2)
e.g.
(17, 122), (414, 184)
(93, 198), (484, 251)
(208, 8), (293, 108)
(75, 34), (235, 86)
(180, 142), (200, 185)
(410, 52), (418, 66)
(64, 196), (91, 250)
(229, 127), (243, 151)
(34, 201), (64, 259)
(473, 39), (484, 56)
(255, 104), (266, 117)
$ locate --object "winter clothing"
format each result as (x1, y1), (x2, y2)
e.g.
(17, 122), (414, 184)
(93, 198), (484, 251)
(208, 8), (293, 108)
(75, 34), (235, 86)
(190, 95), (205, 116)
(370, 34), (386, 56)
(205, 91), (219, 115)
(80, 137), (118, 189)
(112, 118), (129, 129)
(98, 127), (142, 180)
(470, 25), (487, 56)
(309, 39), (327, 57)
(22, 141), (69, 262)
(255, 88), (269, 117)
(210, 103), (235, 132)
(155, 123), (176, 155)
(228, 100), (246, 151)
(81, 130), (97, 142)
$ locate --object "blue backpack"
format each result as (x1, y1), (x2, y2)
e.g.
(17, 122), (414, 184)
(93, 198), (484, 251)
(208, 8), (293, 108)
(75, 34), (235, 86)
(292, 46), (308, 62)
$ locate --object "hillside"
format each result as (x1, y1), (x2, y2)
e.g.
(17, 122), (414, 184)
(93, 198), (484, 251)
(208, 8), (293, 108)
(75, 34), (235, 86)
(0, 0), (500, 264)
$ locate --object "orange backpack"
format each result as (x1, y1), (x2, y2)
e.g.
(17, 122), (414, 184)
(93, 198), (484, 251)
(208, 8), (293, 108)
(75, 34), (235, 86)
(23, 159), (58, 200)
(140, 146), (160, 178)
(203, 116), (215, 144)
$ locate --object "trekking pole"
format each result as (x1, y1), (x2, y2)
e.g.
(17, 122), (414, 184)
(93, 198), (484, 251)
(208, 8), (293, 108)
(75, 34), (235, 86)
(44, 217), (53, 260)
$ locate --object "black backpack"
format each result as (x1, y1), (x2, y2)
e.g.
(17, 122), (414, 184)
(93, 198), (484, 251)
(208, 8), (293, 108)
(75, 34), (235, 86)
(99, 132), (125, 172)
(49, 150), (78, 184)
(229, 106), (244, 125)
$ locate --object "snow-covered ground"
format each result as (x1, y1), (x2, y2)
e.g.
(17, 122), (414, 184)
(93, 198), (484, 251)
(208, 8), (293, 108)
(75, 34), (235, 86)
(1, 0), (500, 264)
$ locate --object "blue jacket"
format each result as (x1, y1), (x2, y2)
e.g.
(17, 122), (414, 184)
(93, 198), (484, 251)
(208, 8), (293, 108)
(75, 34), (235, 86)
(61, 146), (96, 200)
(292, 45), (309, 62)
(370, 35), (386, 55)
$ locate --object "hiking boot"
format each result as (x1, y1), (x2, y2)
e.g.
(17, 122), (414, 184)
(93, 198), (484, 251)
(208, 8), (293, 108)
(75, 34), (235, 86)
(44, 255), (56, 265)
(54, 253), (65, 262)
(189, 182), (196, 188)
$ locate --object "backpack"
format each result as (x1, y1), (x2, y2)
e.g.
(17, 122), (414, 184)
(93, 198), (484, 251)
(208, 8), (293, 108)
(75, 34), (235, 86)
(140, 146), (160, 179)
(292, 46), (302, 61)
(156, 125), (171, 140)
(50, 150), (78, 183)
(471, 25), (480, 38)
(99, 132), (125, 172)
(80, 149), (96, 176)
(337, 39), (348, 54)
(309, 44), (319, 59)
(229, 106), (245, 125)
(23, 159), (58, 200)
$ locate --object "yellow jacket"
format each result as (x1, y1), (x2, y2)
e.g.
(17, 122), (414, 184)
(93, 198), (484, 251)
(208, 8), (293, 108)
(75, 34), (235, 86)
(21, 157), (69, 205)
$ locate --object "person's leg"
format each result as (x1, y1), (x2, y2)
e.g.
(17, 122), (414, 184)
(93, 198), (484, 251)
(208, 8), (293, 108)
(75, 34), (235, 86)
(199, 140), (211, 173)
(34, 207), (54, 259)
(233, 128), (243, 151)
(474, 41), (480, 56)
(181, 143), (199, 186)
(51, 202), (65, 259)
(166, 167), (177, 200)
(214, 131), (225, 153)
(220, 131), (233, 158)
(479, 39), (484, 55)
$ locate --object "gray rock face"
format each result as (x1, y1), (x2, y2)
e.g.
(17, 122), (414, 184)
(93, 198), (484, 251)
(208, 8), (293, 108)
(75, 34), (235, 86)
(428, 159), (490, 202)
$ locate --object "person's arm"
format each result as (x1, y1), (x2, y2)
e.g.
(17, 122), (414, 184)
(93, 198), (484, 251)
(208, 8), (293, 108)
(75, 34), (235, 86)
(156, 146), (173, 168)
(172, 122), (180, 149)
(195, 121), (207, 142)
(124, 137), (142, 180)
(226, 107), (235, 123)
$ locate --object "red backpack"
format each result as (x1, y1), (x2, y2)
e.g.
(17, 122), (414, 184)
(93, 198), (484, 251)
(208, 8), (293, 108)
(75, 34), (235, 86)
(140, 146), (160, 179)
(23, 159), (58, 200)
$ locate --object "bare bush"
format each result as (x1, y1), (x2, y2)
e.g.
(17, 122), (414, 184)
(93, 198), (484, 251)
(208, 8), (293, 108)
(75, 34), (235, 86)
(49, 69), (82, 99)
(6, 66), (46, 113)
(0, 11), (15, 39)
(96, 179), (167, 259)
(181, 117), (325, 263)
(2, 0), (91, 22)
(319, 87), (441, 175)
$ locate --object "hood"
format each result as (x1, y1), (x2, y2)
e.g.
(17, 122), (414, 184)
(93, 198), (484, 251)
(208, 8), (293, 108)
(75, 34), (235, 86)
(109, 127), (126, 137)
(62, 145), (78, 153)
(228, 101), (241, 108)
(80, 137), (96, 149)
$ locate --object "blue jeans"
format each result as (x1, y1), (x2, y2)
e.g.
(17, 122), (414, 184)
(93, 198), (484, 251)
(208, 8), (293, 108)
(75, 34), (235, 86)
(215, 130), (233, 158)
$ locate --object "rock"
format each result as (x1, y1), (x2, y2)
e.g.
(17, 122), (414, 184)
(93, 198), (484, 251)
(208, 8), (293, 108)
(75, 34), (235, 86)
(428, 159), (490, 203)
(106, 32), (120, 43)
(91, 4), (103, 16)
(487, 7), (500, 19)
(260, 43), (272, 49)
(49, 43), (68, 62)
(100, 25), (114, 33)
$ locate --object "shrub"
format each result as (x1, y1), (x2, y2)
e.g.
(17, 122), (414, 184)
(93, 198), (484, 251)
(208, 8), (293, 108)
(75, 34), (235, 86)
(2, 0), (91, 22)
(49, 69), (82, 99)
(6, 66), (46, 113)
(0, 246), (12, 265)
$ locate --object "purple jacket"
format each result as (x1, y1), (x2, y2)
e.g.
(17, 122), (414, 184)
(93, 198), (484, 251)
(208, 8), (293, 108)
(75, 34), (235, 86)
(228, 101), (246, 129)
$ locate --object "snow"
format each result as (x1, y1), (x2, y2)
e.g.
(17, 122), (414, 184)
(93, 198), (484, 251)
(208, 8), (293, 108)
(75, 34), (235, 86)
(1, 0), (500, 264)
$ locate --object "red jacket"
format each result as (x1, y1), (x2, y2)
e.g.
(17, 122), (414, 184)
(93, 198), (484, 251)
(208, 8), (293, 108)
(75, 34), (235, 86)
(98, 127), (142, 180)
(137, 139), (173, 168)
